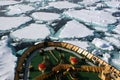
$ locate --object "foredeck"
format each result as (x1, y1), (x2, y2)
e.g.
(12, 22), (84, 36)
(30, 49), (101, 80)
(14, 42), (120, 80)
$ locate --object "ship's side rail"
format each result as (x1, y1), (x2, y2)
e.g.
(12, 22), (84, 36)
(14, 42), (120, 80)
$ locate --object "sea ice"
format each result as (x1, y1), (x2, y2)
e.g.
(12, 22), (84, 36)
(104, 8), (119, 13)
(0, 17), (32, 31)
(57, 20), (93, 38)
(105, 1), (120, 8)
(6, 4), (35, 15)
(102, 53), (111, 63)
(25, 0), (42, 2)
(93, 26), (108, 31)
(96, 2), (107, 8)
(31, 12), (60, 22)
(111, 59), (120, 69)
(113, 25), (120, 34)
(0, 36), (17, 80)
(10, 24), (50, 41)
(92, 38), (113, 50)
(48, 1), (81, 9)
(63, 9), (116, 27)
(78, 0), (99, 6)
(105, 37), (120, 48)
(0, 1), (20, 6)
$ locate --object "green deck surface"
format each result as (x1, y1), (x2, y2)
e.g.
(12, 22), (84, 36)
(29, 49), (101, 80)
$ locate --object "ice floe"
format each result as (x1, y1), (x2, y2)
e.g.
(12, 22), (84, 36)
(0, 36), (17, 80)
(105, 1), (120, 8)
(105, 32), (120, 39)
(86, 6), (96, 10)
(48, 1), (81, 9)
(25, 0), (42, 2)
(96, 2), (107, 8)
(0, 17), (32, 31)
(104, 8), (119, 13)
(78, 0), (99, 6)
(31, 12), (60, 22)
(105, 37), (120, 48)
(57, 20), (93, 38)
(111, 52), (120, 69)
(63, 40), (89, 50)
(92, 38), (113, 50)
(94, 26), (108, 31)
(63, 9), (116, 27)
(111, 58), (120, 69)
(101, 53), (111, 63)
(6, 4), (35, 15)
(10, 24), (50, 41)
(0, 1), (21, 6)
(113, 25), (120, 34)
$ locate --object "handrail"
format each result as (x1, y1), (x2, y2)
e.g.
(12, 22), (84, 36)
(14, 42), (120, 80)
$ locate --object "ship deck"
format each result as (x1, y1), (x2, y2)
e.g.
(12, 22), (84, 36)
(29, 48), (101, 80)
(15, 42), (120, 80)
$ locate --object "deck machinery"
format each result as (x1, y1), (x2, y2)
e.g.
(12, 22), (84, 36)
(15, 42), (120, 80)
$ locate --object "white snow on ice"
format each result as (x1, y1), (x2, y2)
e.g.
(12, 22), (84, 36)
(0, 17), (32, 31)
(25, 0), (42, 2)
(105, 32), (120, 39)
(10, 24), (50, 41)
(58, 20), (93, 38)
(111, 59), (120, 69)
(6, 4), (35, 15)
(78, 0), (99, 6)
(92, 38), (113, 50)
(96, 2), (107, 8)
(105, 37), (120, 48)
(105, 1), (120, 8)
(113, 25), (120, 34)
(94, 26), (108, 31)
(104, 8), (119, 13)
(0, 36), (17, 80)
(63, 9), (116, 27)
(63, 40), (89, 50)
(101, 53), (111, 63)
(48, 1), (81, 9)
(86, 6), (96, 11)
(0, 1), (20, 6)
(31, 12), (60, 21)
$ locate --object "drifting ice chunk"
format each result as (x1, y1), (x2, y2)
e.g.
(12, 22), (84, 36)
(48, 1), (81, 9)
(25, 0), (42, 2)
(57, 20), (93, 38)
(105, 37), (120, 48)
(113, 25), (120, 34)
(78, 0), (99, 6)
(105, 32), (120, 39)
(63, 10), (116, 27)
(102, 53), (111, 63)
(105, 1), (120, 8)
(86, 6), (96, 10)
(92, 38), (113, 50)
(94, 26), (108, 31)
(10, 24), (50, 41)
(64, 40), (89, 50)
(0, 1), (20, 6)
(111, 59), (120, 69)
(104, 8), (119, 13)
(0, 17), (32, 31)
(0, 36), (17, 80)
(96, 3), (107, 8)
(6, 4), (35, 15)
(31, 12), (60, 21)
